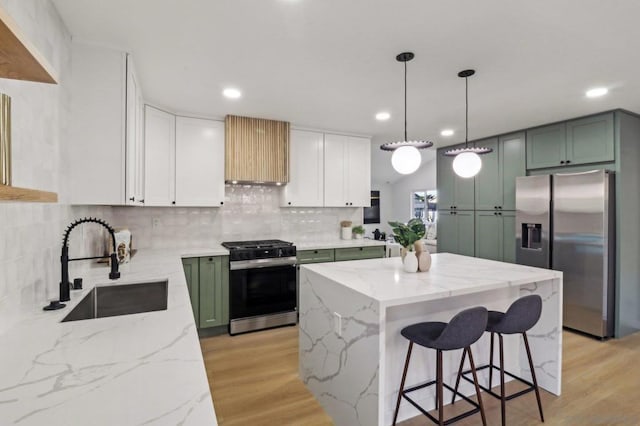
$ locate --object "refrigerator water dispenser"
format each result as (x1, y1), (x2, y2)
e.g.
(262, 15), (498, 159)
(522, 223), (542, 250)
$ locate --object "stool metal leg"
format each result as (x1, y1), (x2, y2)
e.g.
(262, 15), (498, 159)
(437, 349), (444, 426)
(466, 347), (487, 426)
(489, 332), (495, 389)
(523, 332), (545, 422)
(393, 341), (413, 425)
(450, 347), (467, 405)
(498, 333), (506, 426)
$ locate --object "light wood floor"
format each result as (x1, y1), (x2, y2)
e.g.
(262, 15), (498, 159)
(201, 327), (640, 425)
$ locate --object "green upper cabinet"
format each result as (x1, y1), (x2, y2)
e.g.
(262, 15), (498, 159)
(500, 133), (526, 210)
(437, 210), (474, 257)
(474, 138), (500, 210)
(526, 123), (566, 169)
(182, 257), (199, 322)
(527, 113), (614, 170)
(474, 210), (516, 263)
(566, 113), (614, 165)
(199, 256), (229, 329)
(436, 145), (475, 210)
(475, 133), (525, 211)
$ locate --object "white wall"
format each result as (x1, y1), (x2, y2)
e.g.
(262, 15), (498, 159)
(389, 158), (437, 223)
(0, 0), (107, 323)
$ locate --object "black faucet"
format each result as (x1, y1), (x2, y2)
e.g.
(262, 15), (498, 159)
(44, 217), (121, 311)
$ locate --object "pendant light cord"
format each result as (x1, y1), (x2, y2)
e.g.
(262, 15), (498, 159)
(465, 75), (469, 147)
(404, 60), (408, 142)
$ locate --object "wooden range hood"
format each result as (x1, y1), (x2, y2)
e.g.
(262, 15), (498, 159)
(225, 115), (289, 185)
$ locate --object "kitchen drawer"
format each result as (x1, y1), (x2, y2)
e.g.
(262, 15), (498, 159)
(334, 245), (385, 262)
(297, 249), (335, 264)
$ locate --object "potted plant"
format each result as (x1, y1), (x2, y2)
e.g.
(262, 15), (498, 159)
(389, 219), (430, 272)
(352, 225), (365, 239)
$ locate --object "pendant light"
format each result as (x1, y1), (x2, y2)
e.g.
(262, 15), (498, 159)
(380, 52), (432, 175)
(443, 69), (492, 178)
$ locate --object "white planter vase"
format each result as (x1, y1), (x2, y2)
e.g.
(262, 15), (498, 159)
(354, 233), (363, 239)
(341, 227), (352, 240)
(403, 251), (419, 273)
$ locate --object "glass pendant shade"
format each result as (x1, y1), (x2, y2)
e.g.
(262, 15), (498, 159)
(452, 151), (482, 178)
(392, 146), (421, 175)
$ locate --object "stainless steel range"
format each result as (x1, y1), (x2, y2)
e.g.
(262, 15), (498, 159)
(222, 239), (297, 335)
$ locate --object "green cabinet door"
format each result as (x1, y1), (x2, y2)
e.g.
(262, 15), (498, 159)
(501, 211), (516, 263)
(437, 145), (475, 210)
(566, 113), (614, 165)
(456, 211), (475, 257)
(526, 123), (566, 169)
(475, 211), (501, 261)
(334, 246), (385, 261)
(474, 138), (500, 210)
(437, 149), (455, 210)
(199, 256), (229, 328)
(437, 211), (474, 256)
(297, 249), (335, 264)
(182, 257), (199, 322)
(436, 211), (457, 254)
(500, 133), (526, 210)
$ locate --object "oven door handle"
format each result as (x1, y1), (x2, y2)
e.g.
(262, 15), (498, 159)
(230, 256), (298, 270)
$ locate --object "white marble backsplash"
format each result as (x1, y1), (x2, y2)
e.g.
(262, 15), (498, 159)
(109, 184), (363, 249)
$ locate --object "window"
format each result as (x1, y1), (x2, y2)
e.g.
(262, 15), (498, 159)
(412, 190), (437, 224)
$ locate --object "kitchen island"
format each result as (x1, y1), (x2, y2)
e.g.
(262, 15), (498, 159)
(299, 253), (562, 426)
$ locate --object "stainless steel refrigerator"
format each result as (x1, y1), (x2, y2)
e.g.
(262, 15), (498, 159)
(515, 170), (615, 338)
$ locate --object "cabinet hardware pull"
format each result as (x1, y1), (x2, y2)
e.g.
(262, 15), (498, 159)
(172, 201), (176, 205)
(129, 197), (135, 201)
(220, 201), (224, 205)
(140, 199), (145, 203)
(566, 160), (571, 164)
(560, 160), (565, 164)
(288, 202), (291, 205)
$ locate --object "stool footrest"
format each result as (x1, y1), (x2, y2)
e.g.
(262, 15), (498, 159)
(402, 380), (482, 425)
(459, 364), (536, 401)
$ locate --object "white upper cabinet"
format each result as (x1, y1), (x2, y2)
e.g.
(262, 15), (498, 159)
(69, 42), (137, 205)
(324, 134), (371, 207)
(175, 117), (225, 207)
(125, 56), (145, 206)
(281, 130), (324, 207)
(144, 106), (175, 206)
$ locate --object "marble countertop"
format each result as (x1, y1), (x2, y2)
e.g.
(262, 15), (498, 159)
(295, 239), (386, 250)
(0, 248), (222, 426)
(301, 253), (562, 307)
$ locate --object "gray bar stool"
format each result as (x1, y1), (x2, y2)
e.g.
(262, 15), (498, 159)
(452, 295), (544, 426)
(392, 306), (488, 426)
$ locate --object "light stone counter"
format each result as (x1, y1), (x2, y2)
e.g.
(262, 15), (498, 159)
(0, 247), (228, 426)
(295, 239), (386, 251)
(299, 253), (563, 426)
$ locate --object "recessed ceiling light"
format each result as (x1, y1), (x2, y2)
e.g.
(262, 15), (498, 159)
(375, 112), (391, 121)
(223, 88), (242, 99)
(586, 87), (608, 98)
(440, 129), (454, 136)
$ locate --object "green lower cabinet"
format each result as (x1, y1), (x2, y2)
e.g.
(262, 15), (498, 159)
(199, 256), (229, 328)
(182, 256), (229, 330)
(297, 249), (335, 264)
(182, 258), (199, 322)
(334, 245), (385, 261)
(474, 211), (516, 263)
(437, 210), (474, 257)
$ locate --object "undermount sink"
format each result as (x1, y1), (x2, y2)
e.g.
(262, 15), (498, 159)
(62, 280), (168, 322)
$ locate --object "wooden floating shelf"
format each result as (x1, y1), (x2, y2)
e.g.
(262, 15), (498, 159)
(0, 184), (57, 202)
(0, 6), (57, 84)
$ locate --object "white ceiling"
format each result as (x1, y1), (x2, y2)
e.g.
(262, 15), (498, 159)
(52, 0), (640, 184)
